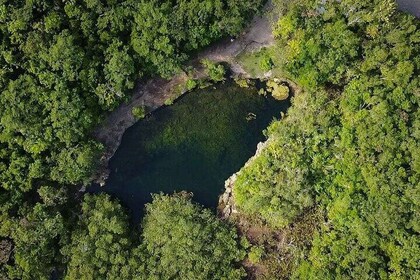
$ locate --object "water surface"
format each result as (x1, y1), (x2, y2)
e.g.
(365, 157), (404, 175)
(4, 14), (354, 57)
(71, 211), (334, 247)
(90, 83), (289, 220)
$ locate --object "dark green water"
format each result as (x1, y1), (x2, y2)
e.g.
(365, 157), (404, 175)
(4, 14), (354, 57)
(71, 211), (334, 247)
(89, 83), (289, 220)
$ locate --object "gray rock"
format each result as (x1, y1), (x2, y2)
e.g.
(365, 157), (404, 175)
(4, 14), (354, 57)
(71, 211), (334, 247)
(225, 186), (232, 194)
(223, 205), (231, 217)
(221, 192), (230, 204)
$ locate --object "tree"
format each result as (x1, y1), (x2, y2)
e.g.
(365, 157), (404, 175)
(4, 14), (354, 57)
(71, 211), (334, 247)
(132, 193), (246, 280)
(202, 59), (226, 82)
(50, 141), (103, 186)
(235, 0), (420, 278)
(3, 204), (66, 280)
(0, 0), (267, 278)
(62, 194), (132, 280)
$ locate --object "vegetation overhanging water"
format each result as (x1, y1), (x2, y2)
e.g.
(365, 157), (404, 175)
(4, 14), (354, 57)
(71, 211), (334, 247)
(89, 82), (290, 220)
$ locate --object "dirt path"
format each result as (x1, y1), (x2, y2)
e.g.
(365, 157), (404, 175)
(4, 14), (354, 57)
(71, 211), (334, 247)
(93, 1), (276, 184)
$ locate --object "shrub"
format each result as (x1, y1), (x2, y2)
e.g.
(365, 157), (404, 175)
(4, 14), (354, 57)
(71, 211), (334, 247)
(260, 55), (274, 71)
(202, 59), (226, 82)
(186, 79), (198, 91)
(248, 246), (265, 264)
(133, 193), (246, 279)
(132, 105), (147, 120)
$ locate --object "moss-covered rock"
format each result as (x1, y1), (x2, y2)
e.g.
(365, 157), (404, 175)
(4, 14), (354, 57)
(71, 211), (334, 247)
(266, 80), (289, 101)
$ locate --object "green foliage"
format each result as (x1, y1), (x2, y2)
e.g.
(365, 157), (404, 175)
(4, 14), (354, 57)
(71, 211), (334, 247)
(164, 97), (175, 106)
(248, 246), (264, 264)
(62, 194), (132, 280)
(132, 193), (246, 280)
(131, 0), (264, 77)
(38, 186), (68, 207)
(259, 54), (274, 71)
(275, 1), (361, 88)
(50, 142), (103, 186)
(2, 203), (66, 280)
(0, 0), (263, 276)
(234, 89), (337, 227)
(202, 59), (226, 82)
(59, 193), (247, 280)
(186, 79), (198, 91)
(236, 46), (286, 77)
(132, 105), (147, 120)
(233, 0), (420, 278)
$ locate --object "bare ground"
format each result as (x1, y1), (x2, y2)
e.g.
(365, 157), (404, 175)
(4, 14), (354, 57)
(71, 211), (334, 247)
(93, 1), (277, 184)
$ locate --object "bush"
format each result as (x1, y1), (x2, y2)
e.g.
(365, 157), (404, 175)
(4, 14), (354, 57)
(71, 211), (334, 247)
(260, 55), (274, 71)
(164, 97), (174, 106)
(186, 79), (198, 91)
(132, 105), (147, 120)
(202, 59), (226, 82)
(248, 246), (265, 264)
(236, 0), (420, 278)
(132, 193), (246, 280)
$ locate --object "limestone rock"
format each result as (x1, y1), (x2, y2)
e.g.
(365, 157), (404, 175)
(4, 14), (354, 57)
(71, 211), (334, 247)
(221, 192), (230, 204)
(223, 205), (232, 217)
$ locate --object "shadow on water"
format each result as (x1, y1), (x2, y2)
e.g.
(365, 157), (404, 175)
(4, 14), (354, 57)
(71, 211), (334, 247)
(88, 82), (290, 222)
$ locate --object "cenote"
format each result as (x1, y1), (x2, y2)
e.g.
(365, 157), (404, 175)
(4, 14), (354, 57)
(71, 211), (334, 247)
(89, 82), (290, 221)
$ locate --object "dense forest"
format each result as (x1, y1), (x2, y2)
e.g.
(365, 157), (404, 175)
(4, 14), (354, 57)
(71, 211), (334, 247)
(234, 0), (420, 278)
(0, 0), (419, 279)
(0, 0), (263, 278)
